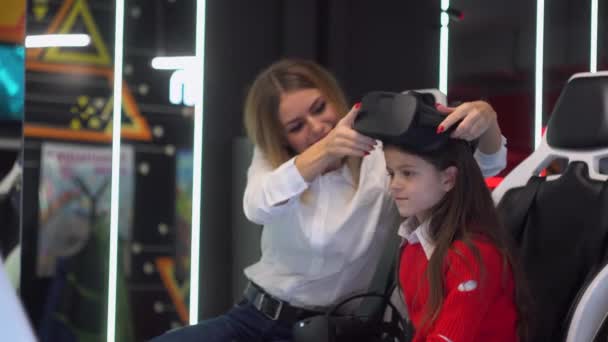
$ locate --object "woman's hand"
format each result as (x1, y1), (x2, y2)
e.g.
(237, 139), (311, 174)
(320, 104), (377, 160)
(436, 101), (503, 154)
(295, 104), (376, 181)
(436, 101), (496, 141)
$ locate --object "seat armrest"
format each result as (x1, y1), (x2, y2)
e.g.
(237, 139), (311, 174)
(566, 263), (608, 342)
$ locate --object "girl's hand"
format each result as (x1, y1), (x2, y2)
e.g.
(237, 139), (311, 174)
(436, 101), (497, 141)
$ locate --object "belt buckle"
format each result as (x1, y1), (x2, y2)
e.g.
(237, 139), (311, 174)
(257, 293), (283, 321)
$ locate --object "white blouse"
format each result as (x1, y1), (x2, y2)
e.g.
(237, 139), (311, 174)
(243, 139), (507, 309)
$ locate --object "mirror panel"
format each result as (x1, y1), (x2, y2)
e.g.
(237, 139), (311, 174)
(22, 0), (118, 340)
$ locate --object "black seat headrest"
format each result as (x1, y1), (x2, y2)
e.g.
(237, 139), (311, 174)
(547, 75), (608, 149)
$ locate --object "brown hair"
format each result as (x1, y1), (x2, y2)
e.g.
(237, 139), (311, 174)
(243, 59), (349, 168)
(389, 140), (530, 341)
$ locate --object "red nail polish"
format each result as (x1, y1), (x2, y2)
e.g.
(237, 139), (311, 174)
(436, 125), (445, 134)
(354, 102), (361, 109)
(364, 151), (370, 156)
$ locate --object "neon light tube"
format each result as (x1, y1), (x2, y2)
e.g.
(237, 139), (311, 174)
(534, 0), (545, 149)
(107, 0), (125, 340)
(151, 56), (197, 70)
(189, 0), (207, 324)
(439, 0), (450, 95)
(590, 0), (598, 72)
(25, 34), (90, 48)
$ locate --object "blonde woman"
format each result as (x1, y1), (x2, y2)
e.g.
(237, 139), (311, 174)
(152, 59), (507, 342)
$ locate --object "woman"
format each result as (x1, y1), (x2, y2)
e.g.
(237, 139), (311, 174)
(152, 58), (507, 341)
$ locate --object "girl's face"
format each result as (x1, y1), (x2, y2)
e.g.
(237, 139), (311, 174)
(278, 88), (339, 153)
(384, 146), (456, 222)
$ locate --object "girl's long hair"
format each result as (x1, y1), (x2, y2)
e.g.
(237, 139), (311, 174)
(391, 140), (530, 341)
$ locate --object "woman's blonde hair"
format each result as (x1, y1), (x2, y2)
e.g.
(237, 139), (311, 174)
(244, 59), (349, 168)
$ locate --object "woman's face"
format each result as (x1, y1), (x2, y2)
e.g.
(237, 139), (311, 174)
(384, 146), (456, 222)
(278, 88), (339, 153)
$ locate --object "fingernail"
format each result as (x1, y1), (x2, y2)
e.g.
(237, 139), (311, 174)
(364, 151), (370, 156)
(354, 102), (361, 109)
(436, 125), (445, 134)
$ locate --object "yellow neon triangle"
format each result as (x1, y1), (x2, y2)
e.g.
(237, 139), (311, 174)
(43, 0), (111, 66)
(102, 94), (146, 135)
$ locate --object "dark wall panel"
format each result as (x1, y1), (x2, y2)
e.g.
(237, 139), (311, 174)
(199, 0), (283, 318)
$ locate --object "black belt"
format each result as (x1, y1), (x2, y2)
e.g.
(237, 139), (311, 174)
(243, 281), (323, 323)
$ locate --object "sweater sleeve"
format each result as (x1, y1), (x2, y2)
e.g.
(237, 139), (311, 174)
(242, 147), (310, 225)
(421, 241), (506, 342)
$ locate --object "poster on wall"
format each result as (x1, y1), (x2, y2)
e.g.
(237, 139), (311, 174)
(175, 149), (192, 277)
(0, 0), (26, 120)
(37, 142), (134, 277)
(24, 0), (152, 142)
(0, 0), (25, 44)
(0, 44), (24, 121)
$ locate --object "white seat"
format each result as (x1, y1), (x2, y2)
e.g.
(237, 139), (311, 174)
(493, 71), (608, 341)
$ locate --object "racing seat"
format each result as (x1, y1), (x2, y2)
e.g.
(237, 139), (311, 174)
(493, 71), (608, 341)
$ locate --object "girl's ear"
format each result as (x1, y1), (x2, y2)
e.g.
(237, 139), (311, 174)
(440, 166), (458, 192)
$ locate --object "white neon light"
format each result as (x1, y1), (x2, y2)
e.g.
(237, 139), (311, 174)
(107, 0), (125, 340)
(172, 70), (198, 106)
(439, 0), (450, 95)
(590, 0), (598, 72)
(189, 0), (206, 324)
(439, 12), (449, 95)
(534, 0), (545, 149)
(151, 56), (197, 70)
(169, 70), (196, 106)
(152, 56), (198, 105)
(24, 34), (90, 48)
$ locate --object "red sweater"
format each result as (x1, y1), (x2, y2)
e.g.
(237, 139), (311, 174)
(399, 239), (518, 342)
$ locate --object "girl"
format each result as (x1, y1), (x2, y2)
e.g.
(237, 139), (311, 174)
(384, 138), (527, 341)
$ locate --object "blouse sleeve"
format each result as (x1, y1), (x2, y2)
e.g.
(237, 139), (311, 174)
(242, 147), (310, 225)
(474, 135), (508, 178)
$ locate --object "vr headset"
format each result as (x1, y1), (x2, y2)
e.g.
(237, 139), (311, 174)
(353, 90), (474, 152)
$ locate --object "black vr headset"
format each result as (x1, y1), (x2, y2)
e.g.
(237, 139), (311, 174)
(353, 90), (474, 152)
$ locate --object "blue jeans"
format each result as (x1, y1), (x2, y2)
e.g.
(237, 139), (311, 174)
(149, 299), (294, 342)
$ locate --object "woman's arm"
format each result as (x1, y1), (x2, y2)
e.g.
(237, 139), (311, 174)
(242, 147), (309, 225)
(436, 101), (502, 153)
(295, 103), (376, 181)
(243, 104), (375, 224)
(436, 101), (507, 176)
(476, 113), (502, 154)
